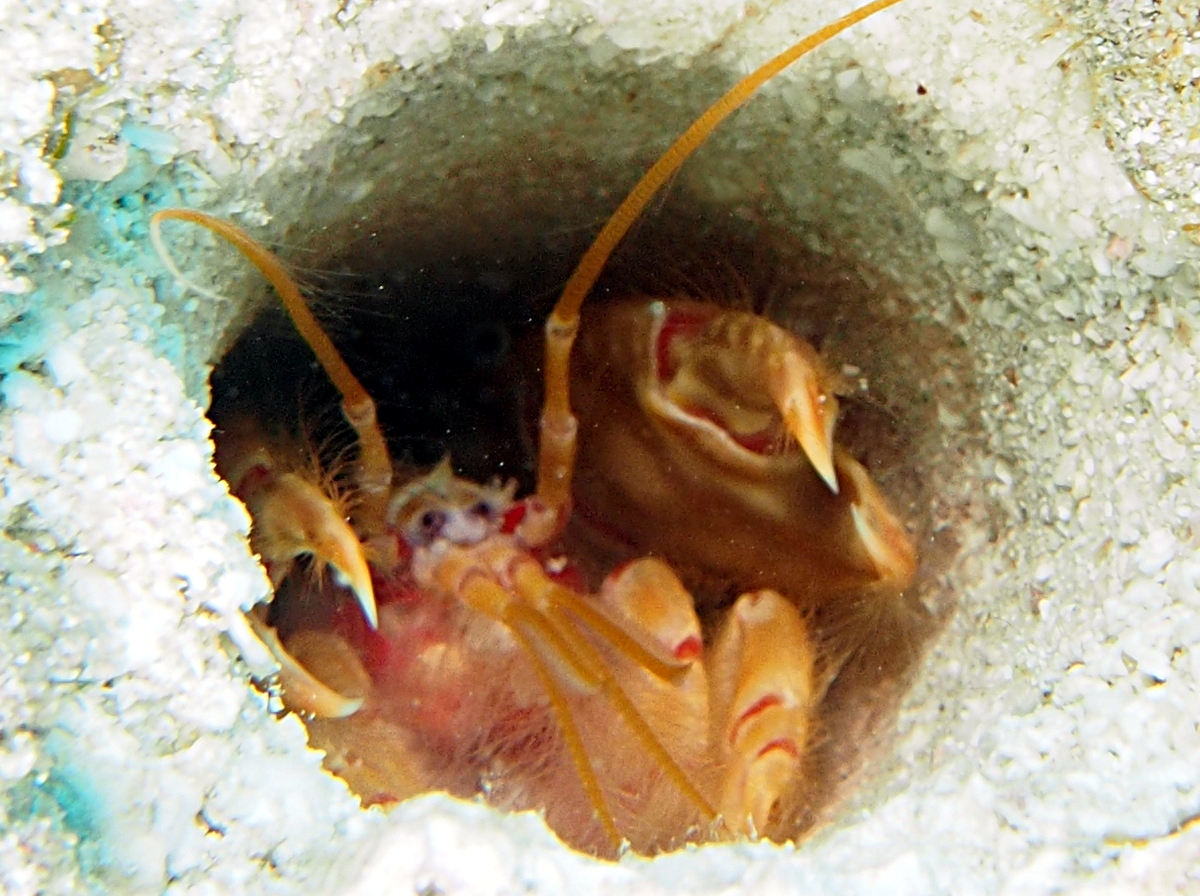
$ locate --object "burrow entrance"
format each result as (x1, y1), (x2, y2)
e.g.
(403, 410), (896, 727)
(201, 32), (983, 852)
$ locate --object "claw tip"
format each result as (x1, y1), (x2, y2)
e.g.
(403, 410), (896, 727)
(814, 450), (839, 494)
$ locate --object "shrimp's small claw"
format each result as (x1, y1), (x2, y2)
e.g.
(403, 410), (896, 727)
(216, 416), (378, 630)
(252, 472), (378, 629)
(239, 468), (378, 719)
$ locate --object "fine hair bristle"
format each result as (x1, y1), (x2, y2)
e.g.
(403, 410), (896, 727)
(816, 587), (934, 688)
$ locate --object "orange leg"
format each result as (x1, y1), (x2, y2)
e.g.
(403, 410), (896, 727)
(413, 537), (717, 846)
(708, 590), (816, 837)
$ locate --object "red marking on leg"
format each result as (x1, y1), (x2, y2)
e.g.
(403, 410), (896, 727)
(546, 561), (586, 594)
(729, 694), (782, 747)
(755, 738), (800, 761)
(673, 635), (702, 662)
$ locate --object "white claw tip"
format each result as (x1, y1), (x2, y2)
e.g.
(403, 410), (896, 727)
(330, 556), (378, 629)
(358, 592), (379, 630)
(815, 454), (839, 494)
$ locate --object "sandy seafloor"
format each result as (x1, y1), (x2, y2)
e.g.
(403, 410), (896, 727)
(3, 0), (1200, 893)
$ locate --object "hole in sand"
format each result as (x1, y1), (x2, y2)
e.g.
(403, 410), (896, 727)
(200, 36), (983, 856)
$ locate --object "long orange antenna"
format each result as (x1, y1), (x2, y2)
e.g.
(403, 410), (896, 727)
(151, 209), (393, 537)
(535, 0), (910, 517)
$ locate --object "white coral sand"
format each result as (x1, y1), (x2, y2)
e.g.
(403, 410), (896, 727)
(1, 1), (1198, 894)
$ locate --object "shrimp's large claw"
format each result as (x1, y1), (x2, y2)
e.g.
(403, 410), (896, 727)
(571, 299), (916, 605)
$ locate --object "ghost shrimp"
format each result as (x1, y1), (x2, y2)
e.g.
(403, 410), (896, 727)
(151, 0), (915, 857)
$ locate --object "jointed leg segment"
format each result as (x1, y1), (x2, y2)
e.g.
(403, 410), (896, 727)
(414, 537), (717, 839)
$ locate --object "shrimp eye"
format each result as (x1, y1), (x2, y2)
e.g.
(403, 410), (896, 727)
(416, 508), (447, 543)
(469, 500), (493, 519)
